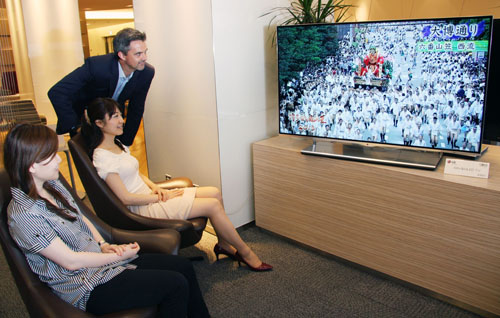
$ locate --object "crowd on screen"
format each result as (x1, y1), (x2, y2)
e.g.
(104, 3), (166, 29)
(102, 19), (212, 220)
(279, 22), (487, 152)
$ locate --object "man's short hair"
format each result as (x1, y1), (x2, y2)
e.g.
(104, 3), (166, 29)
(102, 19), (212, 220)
(113, 28), (147, 56)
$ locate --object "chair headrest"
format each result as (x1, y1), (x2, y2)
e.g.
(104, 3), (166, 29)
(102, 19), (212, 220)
(71, 133), (90, 155)
(0, 169), (12, 216)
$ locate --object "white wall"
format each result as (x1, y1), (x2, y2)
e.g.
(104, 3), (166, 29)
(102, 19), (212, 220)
(211, 0), (288, 226)
(21, 0), (83, 125)
(133, 1), (222, 190)
(134, 0), (288, 227)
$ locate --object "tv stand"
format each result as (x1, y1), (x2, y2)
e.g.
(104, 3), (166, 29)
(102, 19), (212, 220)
(442, 144), (489, 159)
(302, 140), (443, 170)
(253, 135), (500, 317)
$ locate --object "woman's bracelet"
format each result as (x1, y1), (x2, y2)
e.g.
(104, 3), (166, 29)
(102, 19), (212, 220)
(98, 240), (107, 246)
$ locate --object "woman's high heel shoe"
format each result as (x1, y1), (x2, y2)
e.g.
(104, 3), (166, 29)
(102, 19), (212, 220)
(213, 244), (237, 261)
(235, 252), (273, 272)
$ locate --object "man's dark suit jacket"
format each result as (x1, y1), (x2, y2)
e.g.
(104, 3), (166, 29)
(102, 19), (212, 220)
(48, 53), (155, 146)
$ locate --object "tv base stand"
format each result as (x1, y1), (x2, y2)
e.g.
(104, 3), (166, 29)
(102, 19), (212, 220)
(302, 140), (442, 170)
(253, 135), (500, 317)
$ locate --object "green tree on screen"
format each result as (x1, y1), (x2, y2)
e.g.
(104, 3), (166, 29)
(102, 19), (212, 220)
(277, 25), (339, 88)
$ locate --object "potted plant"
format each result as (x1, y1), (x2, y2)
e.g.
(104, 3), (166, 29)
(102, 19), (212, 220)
(261, 0), (354, 45)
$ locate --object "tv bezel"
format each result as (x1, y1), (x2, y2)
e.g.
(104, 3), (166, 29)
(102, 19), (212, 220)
(276, 16), (494, 160)
(483, 18), (500, 145)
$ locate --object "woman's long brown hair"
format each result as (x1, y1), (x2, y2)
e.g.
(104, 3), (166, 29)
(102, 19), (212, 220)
(4, 123), (77, 221)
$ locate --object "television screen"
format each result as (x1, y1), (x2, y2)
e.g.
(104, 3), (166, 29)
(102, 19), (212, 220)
(278, 16), (493, 156)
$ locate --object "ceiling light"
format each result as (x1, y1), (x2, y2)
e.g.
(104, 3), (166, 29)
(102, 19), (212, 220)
(85, 10), (134, 20)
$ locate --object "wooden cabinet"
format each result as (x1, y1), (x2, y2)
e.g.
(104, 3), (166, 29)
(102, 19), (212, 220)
(253, 135), (500, 317)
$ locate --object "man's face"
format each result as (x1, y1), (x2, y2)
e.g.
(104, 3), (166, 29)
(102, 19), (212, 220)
(119, 40), (148, 73)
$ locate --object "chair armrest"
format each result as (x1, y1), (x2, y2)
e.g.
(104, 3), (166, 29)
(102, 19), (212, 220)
(123, 212), (196, 232)
(18, 280), (96, 318)
(156, 177), (193, 189)
(110, 228), (181, 255)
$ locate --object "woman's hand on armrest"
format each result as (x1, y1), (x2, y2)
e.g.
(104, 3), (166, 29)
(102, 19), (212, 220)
(152, 187), (184, 202)
(101, 242), (140, 256)
(40, 237), (139, 271)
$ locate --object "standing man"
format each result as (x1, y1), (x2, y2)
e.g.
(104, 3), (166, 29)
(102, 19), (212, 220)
(48, 28), (155, 146)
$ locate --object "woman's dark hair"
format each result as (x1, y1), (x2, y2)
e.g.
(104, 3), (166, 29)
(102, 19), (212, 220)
(4, 123), (77, 221)
(81, 97), (125, 156)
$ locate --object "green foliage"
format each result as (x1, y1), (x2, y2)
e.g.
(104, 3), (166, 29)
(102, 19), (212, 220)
(277, 25), (339, 88)
(261, 0), (354, 46)
(263, 0), (353, 25)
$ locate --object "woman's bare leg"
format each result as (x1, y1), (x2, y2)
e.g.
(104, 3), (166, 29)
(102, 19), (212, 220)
(193, 187), (234, 253)
(189, 189), (263, 268)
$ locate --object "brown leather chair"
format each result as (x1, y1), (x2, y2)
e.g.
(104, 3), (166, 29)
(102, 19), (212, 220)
(68, 133), (207, 248)
(0, 169), (181, 318)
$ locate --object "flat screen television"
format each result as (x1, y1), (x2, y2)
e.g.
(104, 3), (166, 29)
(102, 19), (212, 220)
(277, 16), (493, 169)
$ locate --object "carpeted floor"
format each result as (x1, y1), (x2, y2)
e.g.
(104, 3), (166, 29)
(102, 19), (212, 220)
(0, 242), (29, 318)
(0, 225), (481, 318)
(182, 226), (479, 318)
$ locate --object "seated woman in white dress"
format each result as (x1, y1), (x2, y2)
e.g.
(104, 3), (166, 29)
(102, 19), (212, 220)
(81, 97), (272, 272)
